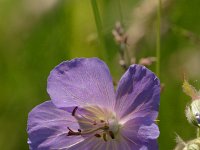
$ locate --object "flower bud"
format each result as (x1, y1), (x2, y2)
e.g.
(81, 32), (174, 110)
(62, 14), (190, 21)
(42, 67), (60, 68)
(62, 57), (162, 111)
(184, 138), (200, 150)
(175, 136), (200, 150)
(174, 134), (186, 150)
(186, 100), (200, 127)
(182, 79), (200, 127)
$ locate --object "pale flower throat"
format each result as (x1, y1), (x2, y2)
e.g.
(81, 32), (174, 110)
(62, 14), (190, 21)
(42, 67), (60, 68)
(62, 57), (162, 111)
(67, 105), (120, 142)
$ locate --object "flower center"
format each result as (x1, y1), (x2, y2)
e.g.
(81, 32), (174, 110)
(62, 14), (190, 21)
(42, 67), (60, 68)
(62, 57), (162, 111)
(67, 106), (120, 142)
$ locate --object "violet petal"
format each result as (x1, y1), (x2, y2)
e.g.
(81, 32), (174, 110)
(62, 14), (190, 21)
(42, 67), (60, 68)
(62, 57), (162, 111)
(115, 64), (160, 122)
(139, 140), (158, 150)
(27, 101), (84, 150)
(121, 117), (159, 150)
(68, 135), (138, 150)
(47, 58), (115, 110)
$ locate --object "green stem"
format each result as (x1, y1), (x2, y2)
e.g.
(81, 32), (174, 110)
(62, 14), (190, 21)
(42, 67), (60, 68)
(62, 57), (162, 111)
(90, 0), (105, 51)
(197, 128), (200, 138)
(156, 0), (161, 78)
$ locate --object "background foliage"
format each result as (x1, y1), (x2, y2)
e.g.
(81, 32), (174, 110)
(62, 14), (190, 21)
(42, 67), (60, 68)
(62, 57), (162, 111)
(1, 0), (200, 149)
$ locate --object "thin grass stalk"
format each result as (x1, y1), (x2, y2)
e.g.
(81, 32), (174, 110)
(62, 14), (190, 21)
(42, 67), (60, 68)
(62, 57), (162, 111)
(90, 0), (105, 51)
(156, 0), (161, 78)
(117, 0), (123, 25)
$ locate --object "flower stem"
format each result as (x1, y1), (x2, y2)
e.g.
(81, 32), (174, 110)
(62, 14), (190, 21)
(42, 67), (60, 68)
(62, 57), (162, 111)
(156, 0), (161, 78)
(90, 0), (105, 51)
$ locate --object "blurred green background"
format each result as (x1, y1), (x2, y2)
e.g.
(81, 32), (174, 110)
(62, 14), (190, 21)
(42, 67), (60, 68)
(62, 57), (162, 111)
(1, 0), (200, 149)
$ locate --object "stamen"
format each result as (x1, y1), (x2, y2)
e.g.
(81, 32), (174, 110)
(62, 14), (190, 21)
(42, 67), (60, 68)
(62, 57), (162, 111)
(67, 127), (81, 136)
(72, 106), (78, 116)
(103, 132), (107, 142)
(67, 127), (73, 132)
(76, 112), (95, 125)
(69, 106), (119, 141)
(108, 131), (115, 139)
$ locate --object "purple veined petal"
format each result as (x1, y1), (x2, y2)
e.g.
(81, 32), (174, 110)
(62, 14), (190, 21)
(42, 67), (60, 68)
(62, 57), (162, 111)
(121, 117), (159, 150)
(68, 134), (137, 150)
(27, 101), (84, 150)
(47, 58), (116, 111)
(115, 64), (160, 122)
(139, 140), (158, 150)
(96, 138), (140, 150)
(68, 136), (100, 150)
(114, 138), (138, 150)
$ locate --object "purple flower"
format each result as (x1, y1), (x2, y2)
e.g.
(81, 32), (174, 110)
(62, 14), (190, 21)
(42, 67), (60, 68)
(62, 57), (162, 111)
(27, 58), (160, 150)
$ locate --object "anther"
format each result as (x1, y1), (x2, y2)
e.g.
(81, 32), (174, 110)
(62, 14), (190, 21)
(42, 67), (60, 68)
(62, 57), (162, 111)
(100, 120), (105, 123)
(94, 134), (101, 138)
(108, 131), (115, 139)
(67, 127), (81, 136)
(93, 121), (97, 125)
(72, 106), (78, 116)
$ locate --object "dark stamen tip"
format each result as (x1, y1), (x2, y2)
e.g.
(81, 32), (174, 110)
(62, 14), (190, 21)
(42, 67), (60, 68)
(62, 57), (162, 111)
(67, 127), (81, 136)
(109, 131), (115, 139)
(94, 134), (101, 138)
(93, 121), (97, 125)
(72, 106), (78, 116)
(67, 131), (73, 136)
(100, 120), (105, 123)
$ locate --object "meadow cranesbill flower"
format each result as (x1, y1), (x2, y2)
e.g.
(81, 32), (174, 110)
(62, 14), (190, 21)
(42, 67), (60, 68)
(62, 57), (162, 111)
(27, 58), (160, 150)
